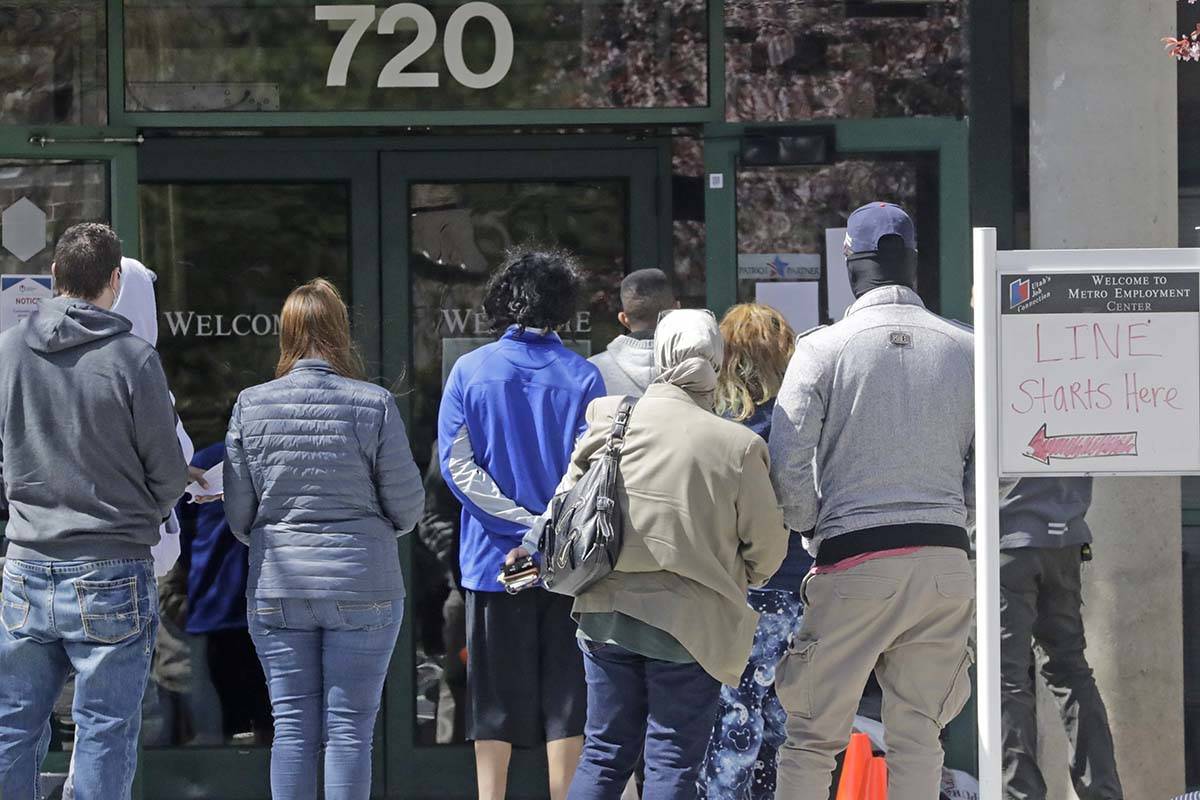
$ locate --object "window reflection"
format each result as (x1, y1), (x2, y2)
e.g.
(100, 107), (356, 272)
(725, 0), (966, 122)
(735, 157), (939, 319)
(123, 0), (707, 113)
(0, 2), (106, 125)
(408, 180), (627, 744)
(0, 161), (108, 275)
(138, 182), (352, 747)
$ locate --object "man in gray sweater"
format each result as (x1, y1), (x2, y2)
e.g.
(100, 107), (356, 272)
(589, 268), (676, 397)
(1001, 477), (1123, 800)
(771, 203), (975, 800)
(0, 223), (188, 800)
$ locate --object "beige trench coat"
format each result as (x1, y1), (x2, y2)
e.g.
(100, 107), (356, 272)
(558, 382), (789, 686)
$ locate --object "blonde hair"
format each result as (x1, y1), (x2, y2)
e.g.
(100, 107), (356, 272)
(276, 278), (365, 380)
(715, 303), (796, 422)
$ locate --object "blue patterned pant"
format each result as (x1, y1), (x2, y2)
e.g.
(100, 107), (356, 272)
(698, 588), (804, 800)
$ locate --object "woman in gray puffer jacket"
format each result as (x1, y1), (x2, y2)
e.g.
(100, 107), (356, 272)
(222, 278), (424, 800)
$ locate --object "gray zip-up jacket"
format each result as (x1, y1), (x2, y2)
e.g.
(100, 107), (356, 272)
(1000, 476), (1093, 549)
(769, 286), (975, 556)
(223, 359), (425, 601)
(0, 297), (187, 562)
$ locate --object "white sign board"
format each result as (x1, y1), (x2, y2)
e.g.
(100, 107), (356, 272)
(998, 267), (1200, 476)
(974, 232), (1200, 800)
(0, 274), (52, 333)
(755, 281), (820, 334)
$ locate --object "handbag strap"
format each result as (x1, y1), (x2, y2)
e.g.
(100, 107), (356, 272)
(603, 395), (637, 454)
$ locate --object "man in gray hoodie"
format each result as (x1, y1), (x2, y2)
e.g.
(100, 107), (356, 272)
(0, 223), (188, 800)
(589, 268), (677, 397)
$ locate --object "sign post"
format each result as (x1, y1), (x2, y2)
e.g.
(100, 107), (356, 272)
(973, 228), (1003, 800)
(973, 228), (1200, 800)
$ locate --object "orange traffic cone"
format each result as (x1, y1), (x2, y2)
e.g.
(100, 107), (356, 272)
(864, 756), (888, 800)
(835, 733), (873, 800)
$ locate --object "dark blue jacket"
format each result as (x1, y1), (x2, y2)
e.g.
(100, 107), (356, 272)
(740, 399), (814, 592)
(177, 443), (249, 634)
(438, 327), (605, 592)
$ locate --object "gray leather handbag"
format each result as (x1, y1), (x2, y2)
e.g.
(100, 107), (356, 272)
(538, 396), (636, 597)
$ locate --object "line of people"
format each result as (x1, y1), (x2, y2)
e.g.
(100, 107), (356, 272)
(0, 203), (1113, 800)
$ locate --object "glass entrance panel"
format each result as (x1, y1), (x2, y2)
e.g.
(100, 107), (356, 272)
(137, 182), (352, 757)
(735, 154), (940, 327)
(406, 178), (627, 745)
(122, 0), (707, 113)
(0, 160), (108, 274)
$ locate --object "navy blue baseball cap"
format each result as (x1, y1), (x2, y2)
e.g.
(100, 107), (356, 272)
(843, 202), (917, 256)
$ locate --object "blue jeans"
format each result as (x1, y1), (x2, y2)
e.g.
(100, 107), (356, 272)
(0, 559), (158, 800)
(249, 597), (402, 800)
(569, 641), (721, 800)
(699, 589), (805, 800)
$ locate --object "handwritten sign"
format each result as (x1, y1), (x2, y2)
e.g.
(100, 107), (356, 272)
(999, 271), (1200, 475)
(0, 274), (52, 334)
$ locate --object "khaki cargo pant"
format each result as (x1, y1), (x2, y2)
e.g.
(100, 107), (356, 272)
(775, 547), (975, 800)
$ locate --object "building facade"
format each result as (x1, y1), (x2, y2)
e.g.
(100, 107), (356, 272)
(1, 1), (1192, 798)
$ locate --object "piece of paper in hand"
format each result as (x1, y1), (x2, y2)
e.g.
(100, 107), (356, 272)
(185, 463), (224, 501)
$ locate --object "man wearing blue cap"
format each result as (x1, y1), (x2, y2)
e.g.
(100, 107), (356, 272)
(769, 203), (976, 800)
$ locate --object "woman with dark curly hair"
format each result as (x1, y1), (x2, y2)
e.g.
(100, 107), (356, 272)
(437, 248), (606, 800)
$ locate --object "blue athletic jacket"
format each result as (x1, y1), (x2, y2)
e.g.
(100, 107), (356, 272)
(438, 327), (605, 592)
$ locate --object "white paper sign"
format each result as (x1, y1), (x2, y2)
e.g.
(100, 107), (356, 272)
(755, 281), (820, 335)
(998, 270), (1200, 475)
(0, 275), (52, 333)
(825, 228), (855, 321)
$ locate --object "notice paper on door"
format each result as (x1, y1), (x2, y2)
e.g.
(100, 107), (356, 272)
(825, 228), (855, 322)
(755, 281), (820, 334)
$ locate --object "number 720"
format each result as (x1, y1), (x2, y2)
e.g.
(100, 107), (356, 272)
(315, 1), (514, 89)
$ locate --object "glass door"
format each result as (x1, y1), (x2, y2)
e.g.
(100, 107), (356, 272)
(379, 145), (663, 798)
(137, 140), (380, 800)
(134, 138), (667, 799)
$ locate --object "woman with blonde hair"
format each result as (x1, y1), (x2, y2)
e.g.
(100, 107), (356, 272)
(699, 303), (814, 800)
(223, 278), (425, 800)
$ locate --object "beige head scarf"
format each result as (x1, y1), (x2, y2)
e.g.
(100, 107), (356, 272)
(652, 309), (724, 409)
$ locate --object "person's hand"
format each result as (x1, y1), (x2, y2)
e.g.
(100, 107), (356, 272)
(187, 466), (223, 504)
(505, 547), (531, 566)
(187, 466), (209, 488)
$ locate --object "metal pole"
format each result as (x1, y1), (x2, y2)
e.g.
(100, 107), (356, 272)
(973, 227), (1003, 800)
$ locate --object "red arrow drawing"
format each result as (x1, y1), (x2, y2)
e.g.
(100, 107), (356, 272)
(1024, 424), (1138, 465)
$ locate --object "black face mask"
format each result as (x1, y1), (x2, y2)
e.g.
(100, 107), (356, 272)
(846, 249), (918, 299)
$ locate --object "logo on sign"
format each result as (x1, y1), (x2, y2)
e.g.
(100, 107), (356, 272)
(1009, 278), (1031, 308)
(769, 256), (789, 279)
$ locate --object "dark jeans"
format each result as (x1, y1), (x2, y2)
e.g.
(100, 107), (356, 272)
(570, 641), (720, 800)
(1000, 547), (1123, 800)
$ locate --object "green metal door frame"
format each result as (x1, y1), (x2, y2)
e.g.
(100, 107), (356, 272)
(0, 127), (142, 255)
(129, 135), (670, 799)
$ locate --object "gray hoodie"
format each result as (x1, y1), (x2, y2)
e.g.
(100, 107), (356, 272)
(588, 333), (657, 397)
(0, 296), (188, 562)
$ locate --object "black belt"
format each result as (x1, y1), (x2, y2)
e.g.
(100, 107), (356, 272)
(815, 524), (970, 567)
